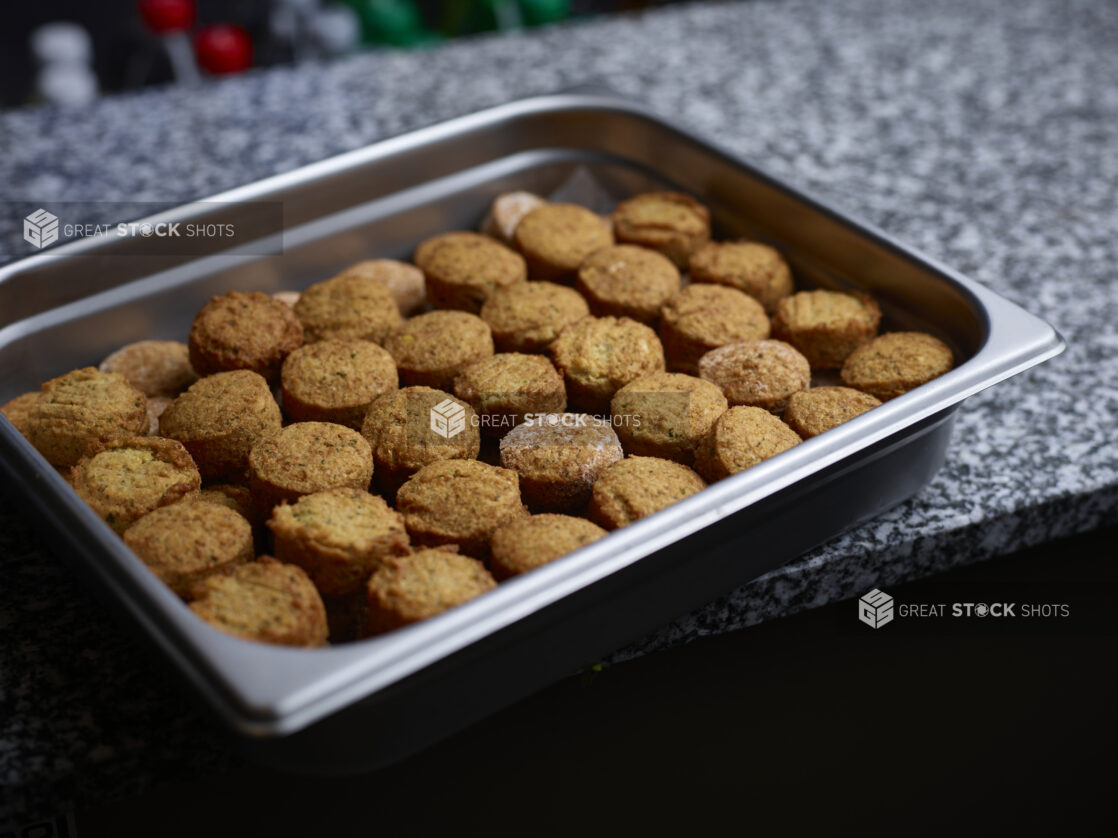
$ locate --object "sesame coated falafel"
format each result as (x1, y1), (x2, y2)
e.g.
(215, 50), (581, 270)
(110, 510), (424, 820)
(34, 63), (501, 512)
(28, 367), (148, 468)
(414, 231), (527, 313)
(69, 436), (201, 534)
(514, 203), (614, 281)
(489, 514), (607, 581)
(247, 421), (374, 518)
(124, 500), (254, 597)
(453, 353), (566, 437)
(365, 548), (497, 634)
(610, 372), (728, 464)
(499, 413), (624, 512)
(360, 386), (481, 497)
(588, 456), (706, 530)
(549, 316), (666, 414)
(783, 387), (882, 439)
(294, 272), (403, 344)
(385, 310), (495, 391)
(395, 459), (525, 558)
(576, 244), (682, 324)
(694, 406), (802, 482)
(841, 332), (954, 400)
(188, 291), (303, 381)
(611, 192), (711, 269)
(188, 557), (328, 647)
(159, 370), (282, 481)
(697, 339), (811, 413)
(659, 284), (771, 374)
(688, 241), (795, 313)
(479, 281), (591, 354)
(268, 488), (410, 597)
(771, 290), (882, 369)
(280, 339), (398, 429)
(99, 340), (198, 397)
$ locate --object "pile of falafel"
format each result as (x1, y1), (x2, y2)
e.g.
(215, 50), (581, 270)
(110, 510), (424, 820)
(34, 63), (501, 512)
(1, 191), (954, 647)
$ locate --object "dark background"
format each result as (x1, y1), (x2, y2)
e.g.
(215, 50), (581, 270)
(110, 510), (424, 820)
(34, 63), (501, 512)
(0, 0), (669, 108)
(70, 525), (1116, 836)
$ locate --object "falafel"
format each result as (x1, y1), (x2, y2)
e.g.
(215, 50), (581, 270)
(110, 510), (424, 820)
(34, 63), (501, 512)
(159, 370), (282, 481)
(188, 291), (303, 381)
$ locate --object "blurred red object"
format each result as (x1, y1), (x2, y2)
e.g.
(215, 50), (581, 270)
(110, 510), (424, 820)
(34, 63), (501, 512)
(138, 0), (197, 34)
(194, 25), (253, 75)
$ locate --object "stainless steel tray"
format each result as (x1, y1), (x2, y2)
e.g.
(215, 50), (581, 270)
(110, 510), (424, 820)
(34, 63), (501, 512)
(0, 94), (1064, 771)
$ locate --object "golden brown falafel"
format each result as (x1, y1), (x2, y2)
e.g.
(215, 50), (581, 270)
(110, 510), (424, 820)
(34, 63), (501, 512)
(514, 203), (614, 281)
(99, 340), (198, 397)
(840, 332), (954, 400)
(28, 367), (148, 468)
(280, 339), (398, 429)
(611, 192), (711, 269)
(783, 387), (882, 438)
(489, 514), (607, 580)
(247, 421), (374, 517)
(688, 241), (795, 313)
(385, 310), (495, 391)
(771, 290), (882, 369)
(395, 459), (525, 558)
(610, 372), (728, 464)
(693, 406), (802, 482)
(453, 353), (566, 437)
(268, 487), (410, 597)
(550, 316), (666, 414)
(334, 259), (426, 316)
(479, 281), (591, 354)
(588, 456), (706, 530)
(294, 272), (403, 344)
(360, 386), (481, 497)
(414, 231), (527, 313)
(697, 339), (811, 413)
(659, 284), (771, 374)
(124, 500), (253, 597)
(576, 244), (682, 324)
(159, 370), (282, 481)
(69, 436), (201, 534)
(188, 291), (304, 381)
(365, 548), (497, 634)
(1, 392), (39, 440)
(188, 557), (328, 647)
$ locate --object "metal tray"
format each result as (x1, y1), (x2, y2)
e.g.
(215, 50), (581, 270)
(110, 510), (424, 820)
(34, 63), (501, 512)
(0, 93), (1064, 771)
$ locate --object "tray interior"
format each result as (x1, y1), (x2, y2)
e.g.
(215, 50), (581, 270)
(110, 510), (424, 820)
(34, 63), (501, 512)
(0, 149), (980, 401)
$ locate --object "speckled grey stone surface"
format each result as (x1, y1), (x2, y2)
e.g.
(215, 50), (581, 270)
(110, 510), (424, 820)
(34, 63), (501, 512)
(2, 0), (1116, 822)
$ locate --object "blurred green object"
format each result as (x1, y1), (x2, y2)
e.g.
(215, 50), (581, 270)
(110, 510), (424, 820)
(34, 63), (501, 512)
(345, 0), (570, 44)
(346, 0), (443, 46)
(520, 0), (570, 26)
(442, 0), (569, 37)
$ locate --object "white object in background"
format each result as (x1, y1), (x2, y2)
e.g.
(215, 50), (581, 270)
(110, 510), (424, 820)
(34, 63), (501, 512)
(164, 32), (202, 85)
(31, 22), (93, 65)
(31, 22), (99, 107)
(36, 64), (99, 106)
(309, 4), (361, 56)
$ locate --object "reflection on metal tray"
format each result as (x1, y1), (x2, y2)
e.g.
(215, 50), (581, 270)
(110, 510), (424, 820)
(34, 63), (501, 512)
(0, 94), (1063, 772)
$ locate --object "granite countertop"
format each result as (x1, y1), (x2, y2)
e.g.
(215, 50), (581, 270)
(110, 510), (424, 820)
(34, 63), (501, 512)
(2, 0), (1116, 822)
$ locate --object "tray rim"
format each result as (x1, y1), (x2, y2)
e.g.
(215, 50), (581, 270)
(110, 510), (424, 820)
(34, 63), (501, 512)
(0, 93), (1065, 737)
